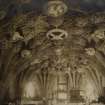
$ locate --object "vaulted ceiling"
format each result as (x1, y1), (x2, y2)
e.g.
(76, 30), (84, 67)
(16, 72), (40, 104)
(0, 0), (105, 104)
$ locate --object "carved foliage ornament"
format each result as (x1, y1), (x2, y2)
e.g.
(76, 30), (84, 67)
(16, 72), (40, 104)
(10, 15), (49, 43)
(92, 27), (105, 39)
(21, 50), (32, 58)
(85, 48), (96, 56)
(12, 32), (24, 42)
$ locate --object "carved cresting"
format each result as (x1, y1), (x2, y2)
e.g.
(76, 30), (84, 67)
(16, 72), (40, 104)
(0, 0), (105, 104)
